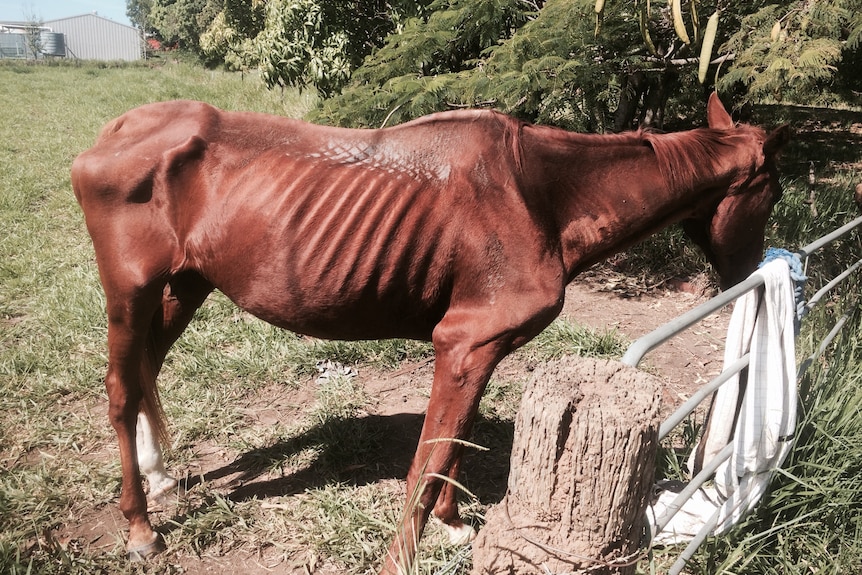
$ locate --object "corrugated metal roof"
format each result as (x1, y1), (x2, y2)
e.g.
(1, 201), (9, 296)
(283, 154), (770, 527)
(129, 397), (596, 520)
(43, 13), (138, 32)
(42, 13), (143, 61)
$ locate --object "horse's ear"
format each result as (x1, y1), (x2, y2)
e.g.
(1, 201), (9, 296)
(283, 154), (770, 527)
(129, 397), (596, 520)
(707, 92), (734, 130)
(764, 124), (793, 157)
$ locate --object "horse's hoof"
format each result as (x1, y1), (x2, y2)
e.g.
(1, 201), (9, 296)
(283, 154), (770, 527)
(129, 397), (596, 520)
(127, 537), (165, 562)
(441, 522), (477, 546)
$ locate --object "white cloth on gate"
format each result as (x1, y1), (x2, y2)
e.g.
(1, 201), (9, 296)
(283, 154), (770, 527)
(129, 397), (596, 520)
(649, 258), (798, 544)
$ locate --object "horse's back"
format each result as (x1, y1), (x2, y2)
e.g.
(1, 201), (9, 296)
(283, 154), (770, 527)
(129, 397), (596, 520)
(72, 101), (561, 341)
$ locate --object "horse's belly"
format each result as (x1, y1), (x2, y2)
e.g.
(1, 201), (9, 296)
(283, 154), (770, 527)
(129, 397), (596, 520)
(218, 274), (442, 342)
(197, 228), (448, 342)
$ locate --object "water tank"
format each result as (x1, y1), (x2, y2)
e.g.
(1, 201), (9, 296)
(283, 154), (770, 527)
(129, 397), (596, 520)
(39, 31), (65, 57)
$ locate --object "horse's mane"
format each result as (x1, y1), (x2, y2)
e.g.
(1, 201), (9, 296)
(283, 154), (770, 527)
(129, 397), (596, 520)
(643, 128), (760, 193)
(514, 117), (761, 193)
(511, 117), (651, 174)
(441, 111), (761, 195)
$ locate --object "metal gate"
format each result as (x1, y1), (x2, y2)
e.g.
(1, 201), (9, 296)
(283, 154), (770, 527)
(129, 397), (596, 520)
(622, 214), (862, 573)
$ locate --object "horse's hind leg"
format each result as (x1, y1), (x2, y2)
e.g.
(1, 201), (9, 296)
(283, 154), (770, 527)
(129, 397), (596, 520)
(102, 269), (212, 559)
(136, 410), (175, 502)
(138, 273), (213, 502)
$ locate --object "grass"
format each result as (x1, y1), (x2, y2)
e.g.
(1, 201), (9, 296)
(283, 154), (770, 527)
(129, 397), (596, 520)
(643, 103), (862, 574)
(686, 297), (862, 575)
(0, 60), (628, 574)
(2, 59), (861, 575)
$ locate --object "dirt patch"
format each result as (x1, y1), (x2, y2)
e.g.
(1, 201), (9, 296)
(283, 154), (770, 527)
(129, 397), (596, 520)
(53, 278), (731, 574)
(560, 277), (729, 411)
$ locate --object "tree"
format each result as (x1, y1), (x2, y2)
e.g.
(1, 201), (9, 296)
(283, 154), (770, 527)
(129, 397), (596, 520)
(126, 0), (155, 32)
(718, 0), (862, 105)
(172, 0), (862, 128)
(146, 0), (222, 50)
(199, 0), (432, 96)
(309, 0), (862, 129)
(22, 8), (43, 60)
(313, 0), (688, 129)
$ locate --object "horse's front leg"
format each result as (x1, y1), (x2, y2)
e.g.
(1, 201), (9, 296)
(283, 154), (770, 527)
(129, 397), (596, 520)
(104, 324), (163, 560)
(381, 335), (503, 574)
(380, 284), (566, 574)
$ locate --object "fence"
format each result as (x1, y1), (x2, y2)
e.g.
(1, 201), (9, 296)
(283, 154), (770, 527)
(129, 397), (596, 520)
(621, 214), (862, 574)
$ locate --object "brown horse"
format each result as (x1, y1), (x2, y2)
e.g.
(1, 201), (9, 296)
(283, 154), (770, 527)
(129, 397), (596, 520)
(72, 93), (789, 573)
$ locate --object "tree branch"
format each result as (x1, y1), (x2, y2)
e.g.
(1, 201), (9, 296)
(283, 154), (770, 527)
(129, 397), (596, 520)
(645, 53), (736, 67)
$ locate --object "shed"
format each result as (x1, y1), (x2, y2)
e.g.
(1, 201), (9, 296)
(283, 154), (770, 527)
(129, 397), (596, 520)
(43, 13), (143, 61)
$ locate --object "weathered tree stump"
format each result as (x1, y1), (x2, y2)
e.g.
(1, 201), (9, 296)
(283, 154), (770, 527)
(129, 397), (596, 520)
(472, 356), (662, 575)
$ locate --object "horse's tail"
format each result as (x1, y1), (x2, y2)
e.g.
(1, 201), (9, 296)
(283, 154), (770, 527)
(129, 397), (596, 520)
(139, 332), (170, 450)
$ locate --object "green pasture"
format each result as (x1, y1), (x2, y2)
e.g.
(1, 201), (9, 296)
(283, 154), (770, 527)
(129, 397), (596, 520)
(1, 61), (861, 574)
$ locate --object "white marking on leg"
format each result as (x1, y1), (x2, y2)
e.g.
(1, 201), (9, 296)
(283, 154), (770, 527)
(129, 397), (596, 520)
(432, 516), (477, 546)
(136, 412), (177, 501)
(443, 522), (477, 546)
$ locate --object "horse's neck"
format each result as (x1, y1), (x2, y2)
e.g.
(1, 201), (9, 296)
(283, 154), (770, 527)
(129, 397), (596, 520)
(524, 129), (735, 280)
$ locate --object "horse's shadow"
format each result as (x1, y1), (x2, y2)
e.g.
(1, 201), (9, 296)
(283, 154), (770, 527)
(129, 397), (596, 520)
(160, 411), (514, 535)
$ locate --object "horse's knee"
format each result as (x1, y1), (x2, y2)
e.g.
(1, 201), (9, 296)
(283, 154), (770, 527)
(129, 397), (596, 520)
(106, 379), (141, 431)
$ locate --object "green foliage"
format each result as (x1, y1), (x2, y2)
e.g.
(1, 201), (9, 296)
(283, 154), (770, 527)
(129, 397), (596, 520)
(199, 0), (266, 70)
(312, 0), (609, 129)
(140, 0), (861, 126)
(310, 0), (861, 129)
(145, 0), (862, 127)
(200, 1), (431, 95)
(310, 0), (724, 130)
(148, 0), (222, 50)
(719, 0), (862, 106)
(254, 0), (354, 96)
(126, 0), (154, 32)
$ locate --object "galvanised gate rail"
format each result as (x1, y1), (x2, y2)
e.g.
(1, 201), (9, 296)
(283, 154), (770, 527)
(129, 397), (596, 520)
(622, 214), (862, 574)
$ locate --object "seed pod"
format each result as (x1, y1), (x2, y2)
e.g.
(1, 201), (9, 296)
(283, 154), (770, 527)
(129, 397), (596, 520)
(640, 2), (658, 55)
(770, 21), (782, 42)
(698, 11), (719, 84)
(690, 0), (700, 44)
(672, 0), (691, 44)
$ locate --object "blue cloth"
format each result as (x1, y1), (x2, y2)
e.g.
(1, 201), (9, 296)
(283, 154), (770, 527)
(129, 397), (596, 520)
(760, 247), (806, 282)
(760, 247), (807, 331)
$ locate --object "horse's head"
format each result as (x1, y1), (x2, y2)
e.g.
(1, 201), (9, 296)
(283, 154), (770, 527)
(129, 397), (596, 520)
(681, 93), (792, 290)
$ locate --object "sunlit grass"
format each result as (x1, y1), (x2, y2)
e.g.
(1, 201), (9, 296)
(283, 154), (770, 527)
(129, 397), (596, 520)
(643, 104), (862, 574)
(2, 60), (860, 574)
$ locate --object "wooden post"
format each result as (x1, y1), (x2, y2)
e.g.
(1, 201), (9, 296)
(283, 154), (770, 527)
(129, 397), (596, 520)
(472, 356), (662, 575)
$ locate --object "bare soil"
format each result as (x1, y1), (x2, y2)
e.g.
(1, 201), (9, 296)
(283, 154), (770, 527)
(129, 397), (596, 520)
(54, 276), (732, 574)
